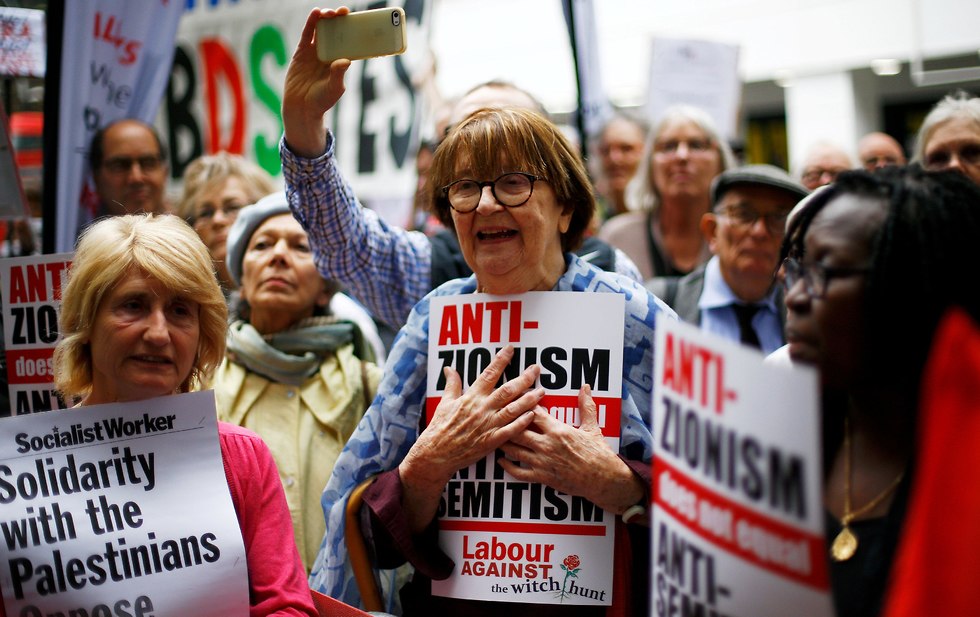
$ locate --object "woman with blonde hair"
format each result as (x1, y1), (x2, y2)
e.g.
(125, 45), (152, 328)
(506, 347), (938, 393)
(49, 214), (317, 616)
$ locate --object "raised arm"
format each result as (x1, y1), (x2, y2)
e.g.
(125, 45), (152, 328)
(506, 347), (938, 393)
(281, 7), (434, 329)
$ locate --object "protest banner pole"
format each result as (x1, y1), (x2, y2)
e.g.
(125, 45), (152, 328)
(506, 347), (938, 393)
(41, 0), (64, 254)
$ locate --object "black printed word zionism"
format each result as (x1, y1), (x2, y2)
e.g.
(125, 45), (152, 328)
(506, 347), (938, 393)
(0, 447), (156, 504)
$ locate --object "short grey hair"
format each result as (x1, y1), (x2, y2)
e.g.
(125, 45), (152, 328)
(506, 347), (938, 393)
(913, 90), (980, 163)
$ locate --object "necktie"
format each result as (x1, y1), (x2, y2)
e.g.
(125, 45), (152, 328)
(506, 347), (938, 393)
(732, 303), (762, 349)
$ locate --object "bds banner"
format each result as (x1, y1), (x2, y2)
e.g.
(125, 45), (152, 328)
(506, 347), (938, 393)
(426, 291), (624, 605)
(651, 319), (833, 616)
(172, 0), (434, 224)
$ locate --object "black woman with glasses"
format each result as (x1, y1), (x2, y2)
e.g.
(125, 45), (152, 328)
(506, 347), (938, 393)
(308, 103), (672, 616)
(775, 165), (980, 617)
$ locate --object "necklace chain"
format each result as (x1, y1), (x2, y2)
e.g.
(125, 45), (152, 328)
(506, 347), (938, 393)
(830, 416), (905, 561)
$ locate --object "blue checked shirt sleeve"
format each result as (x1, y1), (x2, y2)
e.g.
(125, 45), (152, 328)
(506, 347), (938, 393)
(281, 133), (432, 330)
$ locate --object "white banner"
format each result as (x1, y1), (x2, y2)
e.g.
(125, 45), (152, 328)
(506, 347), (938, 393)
(645, 37), (741, 142)
(0, 8), (46, 78)
(54, 1), (183, 252)
(651, 319), (833, 616)
(0, 391), (249, 616)
(172, 0), (433, 226)
(0, 253), (72, 415)
(427, 292), (623, 605)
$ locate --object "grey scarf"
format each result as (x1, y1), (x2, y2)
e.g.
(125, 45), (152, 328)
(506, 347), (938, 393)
(226, 316), (368, 385)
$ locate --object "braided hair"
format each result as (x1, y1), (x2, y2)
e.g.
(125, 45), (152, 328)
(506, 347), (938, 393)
(781, 165), (980, 389)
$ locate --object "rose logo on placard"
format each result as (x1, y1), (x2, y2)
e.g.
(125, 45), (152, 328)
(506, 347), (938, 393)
(556, 554), (581, 601)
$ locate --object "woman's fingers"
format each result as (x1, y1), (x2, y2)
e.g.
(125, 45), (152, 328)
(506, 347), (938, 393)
(300, 9), (321, 46)
(577, 384), (601, 434)
(440, 365), (463, 401)
(470, 345), (516, 393)
(487, 409), (536, 450)
(486, 363), (540, 413)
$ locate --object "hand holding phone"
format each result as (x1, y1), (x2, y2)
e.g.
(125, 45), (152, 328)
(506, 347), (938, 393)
(316, 7), (407, 64)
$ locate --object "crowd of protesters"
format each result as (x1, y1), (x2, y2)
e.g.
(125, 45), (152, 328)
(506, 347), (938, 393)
(2, 4), (980, 616)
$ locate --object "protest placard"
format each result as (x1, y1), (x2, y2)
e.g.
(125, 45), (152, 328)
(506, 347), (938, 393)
(0, 253), (73, 415)
(426, 291), (624, 605)
(651, 319), (833, 616)
(0, 391), (249, 616)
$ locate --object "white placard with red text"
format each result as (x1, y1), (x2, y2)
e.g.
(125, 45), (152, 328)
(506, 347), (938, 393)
(0, 253), (73, 415)
(0, 391), (248, 616)
(652, 319), (833, 616)
(427, 292), (623, 605)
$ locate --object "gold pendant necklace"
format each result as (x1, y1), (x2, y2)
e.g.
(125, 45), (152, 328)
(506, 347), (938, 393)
(830, 416), (905, 562)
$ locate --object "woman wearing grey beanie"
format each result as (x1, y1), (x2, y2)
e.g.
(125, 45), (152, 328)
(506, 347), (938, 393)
(213, 192), (382, 573)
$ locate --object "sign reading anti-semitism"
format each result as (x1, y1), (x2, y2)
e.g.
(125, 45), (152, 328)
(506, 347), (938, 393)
(427, 292), (624, 605)
(0, 391), (249, 616)
(0, 253), (73, 416)
(652, 319), (833, 616)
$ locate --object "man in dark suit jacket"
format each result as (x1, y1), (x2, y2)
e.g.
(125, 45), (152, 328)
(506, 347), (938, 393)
(646, 165), (808, 353)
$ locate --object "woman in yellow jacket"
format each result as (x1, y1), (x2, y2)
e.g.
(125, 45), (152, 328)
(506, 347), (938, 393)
(213, 193), (381, 572)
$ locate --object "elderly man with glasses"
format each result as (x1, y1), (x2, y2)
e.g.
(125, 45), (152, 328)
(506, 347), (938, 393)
(647, 165), (808, 352)
(89, 118), (170, 217)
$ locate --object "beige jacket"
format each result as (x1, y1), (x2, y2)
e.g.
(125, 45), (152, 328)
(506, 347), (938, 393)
(214, 344), (381, 572)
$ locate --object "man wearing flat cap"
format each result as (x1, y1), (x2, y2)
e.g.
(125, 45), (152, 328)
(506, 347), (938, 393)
(647, 165), (808, 352)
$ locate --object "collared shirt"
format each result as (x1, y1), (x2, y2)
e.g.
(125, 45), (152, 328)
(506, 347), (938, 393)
(281, 134), (642, 331)
(698, 256), (784, 354)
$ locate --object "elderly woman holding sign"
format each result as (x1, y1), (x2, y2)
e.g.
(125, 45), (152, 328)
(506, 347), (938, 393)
(39, 214), (317, 617)
(303, 38), (672, 614)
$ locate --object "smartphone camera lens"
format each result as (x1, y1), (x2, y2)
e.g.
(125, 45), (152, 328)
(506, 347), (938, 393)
(391, 10), (401, 26)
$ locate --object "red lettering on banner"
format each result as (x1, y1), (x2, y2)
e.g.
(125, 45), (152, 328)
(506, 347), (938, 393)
(200, 38), (245, 154)
(662, 332), (733, 414)
(653, 457), (828, 590)
(437, 301), (526, 345)
(461, 303), (483, 344)
(483, 301), (506, 342)
(6, 262), (67, 303)
(463, 535), (555, 562)
(93, 12), (142, 65)
(8, 265), (27, 303)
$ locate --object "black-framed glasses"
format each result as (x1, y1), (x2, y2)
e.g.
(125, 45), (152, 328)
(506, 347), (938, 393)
(777, 256), (869, 298)
(442, 172), (542, 213)
(102, 155), (164, 174)
(716, 204), (790, 235)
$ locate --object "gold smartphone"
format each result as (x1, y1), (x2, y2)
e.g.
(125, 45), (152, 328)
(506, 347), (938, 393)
(315, 7), (408, 64)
